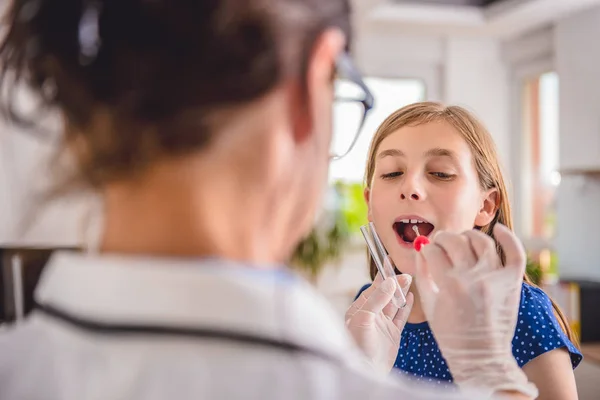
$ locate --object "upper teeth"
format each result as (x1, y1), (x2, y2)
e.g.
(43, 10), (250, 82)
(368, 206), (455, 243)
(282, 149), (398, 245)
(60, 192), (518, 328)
(400, 219), (425, 224)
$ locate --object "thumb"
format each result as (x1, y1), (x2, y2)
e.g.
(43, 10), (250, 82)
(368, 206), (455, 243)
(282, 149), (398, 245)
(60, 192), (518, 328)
(414, 251), (438, 316)
(494, 223), (526, 275)
(362, 277), (395, 314)
(492, 223), (526, 312)
(414, 251), (437, 294)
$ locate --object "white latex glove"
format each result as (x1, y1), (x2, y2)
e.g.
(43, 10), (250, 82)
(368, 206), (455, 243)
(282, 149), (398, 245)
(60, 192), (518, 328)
(345, 257), (414, 374)
(415, 223), (538, 399)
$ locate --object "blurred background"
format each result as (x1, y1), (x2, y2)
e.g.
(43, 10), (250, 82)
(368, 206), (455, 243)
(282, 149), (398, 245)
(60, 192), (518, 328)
(1, 0), (600, 396)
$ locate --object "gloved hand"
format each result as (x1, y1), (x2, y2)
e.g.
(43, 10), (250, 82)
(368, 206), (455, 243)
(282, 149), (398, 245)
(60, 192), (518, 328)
(345, 257), (414, 374)
(415, 223), (538, 399)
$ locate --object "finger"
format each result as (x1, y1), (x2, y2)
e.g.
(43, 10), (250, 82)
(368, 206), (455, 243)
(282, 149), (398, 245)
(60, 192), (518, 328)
(359, 284), (377, 301)
(494, 223), (526, 272)
(359, 272), (384, 302)
(392, 292), (414, 331)
(382, 301), (397, 319)
(486, 266), (524, 316)
(383, 274), (412, 318)
(505, 272), (525, 316)
(397, 274), (412, 296)
(414, 251), (434, 291)
(492, 224), (526, 310)
(345, 298), (361, 321)
(346, 270), (389, 320)
(420, 242), (452, 284)
(381, 255), (398, 280)
(346, 281), (378, 320)
(414, 251), (438, 317)
(433, 231), (477, 271)
(462, 229), (497, 260)
(373, 271), (384, 285)
(362, 277), (396, 315)
(462, 229), (499, 274)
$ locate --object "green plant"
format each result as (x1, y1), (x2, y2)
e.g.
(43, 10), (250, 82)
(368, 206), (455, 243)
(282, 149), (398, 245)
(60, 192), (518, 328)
(526, 257), (543, 286)
(290, 180), (373, 280)
(335, 180), (368, 234)
(290, 183), (352, 280)
(291, 212), (349, 280)
(549, 251), (558, 276)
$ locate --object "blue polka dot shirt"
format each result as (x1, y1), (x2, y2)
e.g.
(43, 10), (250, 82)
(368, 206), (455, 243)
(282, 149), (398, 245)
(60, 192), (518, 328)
(355, 283), (582, 384)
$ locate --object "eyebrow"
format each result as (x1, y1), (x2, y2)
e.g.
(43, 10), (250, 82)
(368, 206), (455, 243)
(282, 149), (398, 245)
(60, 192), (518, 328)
(377, 149), (405, 159)
(377, 147), (458, 160)
(424, 148), (458, 159)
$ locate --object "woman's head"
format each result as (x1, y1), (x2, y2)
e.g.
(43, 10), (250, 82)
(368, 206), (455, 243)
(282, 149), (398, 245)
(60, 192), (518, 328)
(364, 102), (510, 275)
(0, 0), (352, 261)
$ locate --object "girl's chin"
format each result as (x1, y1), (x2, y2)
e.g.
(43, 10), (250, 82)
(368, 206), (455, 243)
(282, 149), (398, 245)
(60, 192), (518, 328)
(389, 253), (417, 276)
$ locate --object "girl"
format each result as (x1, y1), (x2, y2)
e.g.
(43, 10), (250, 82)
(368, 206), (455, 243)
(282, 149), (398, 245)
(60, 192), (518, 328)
(356, 102), (582, 400)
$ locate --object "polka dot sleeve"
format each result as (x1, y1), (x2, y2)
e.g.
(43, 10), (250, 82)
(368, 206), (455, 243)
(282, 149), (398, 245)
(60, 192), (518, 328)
(511, 284), (583, 369)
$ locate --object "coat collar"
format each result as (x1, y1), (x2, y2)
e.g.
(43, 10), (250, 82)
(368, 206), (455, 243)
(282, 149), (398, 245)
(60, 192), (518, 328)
(35, 252), (361, 364)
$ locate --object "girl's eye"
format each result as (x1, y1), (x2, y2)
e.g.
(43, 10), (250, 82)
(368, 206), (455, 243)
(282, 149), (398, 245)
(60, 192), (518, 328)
(381, 172), (403, 180)
(430, 172), (455, 180)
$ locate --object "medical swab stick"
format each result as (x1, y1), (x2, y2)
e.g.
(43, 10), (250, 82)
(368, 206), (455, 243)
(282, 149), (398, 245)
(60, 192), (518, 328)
(412, 225), (430, 252)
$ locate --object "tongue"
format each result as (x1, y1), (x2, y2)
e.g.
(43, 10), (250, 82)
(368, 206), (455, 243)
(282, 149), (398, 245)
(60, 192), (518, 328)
(403, 224), (418, 242)
(403, 223), (432, 242)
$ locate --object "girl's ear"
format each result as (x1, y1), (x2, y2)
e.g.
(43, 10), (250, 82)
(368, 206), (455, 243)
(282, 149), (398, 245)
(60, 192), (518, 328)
(474, 188), (499, 227)
(364, 187), (373, 222)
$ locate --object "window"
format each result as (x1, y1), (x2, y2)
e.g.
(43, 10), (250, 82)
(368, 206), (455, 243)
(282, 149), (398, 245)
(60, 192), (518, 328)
(520, 71), (560, 282)
(329, 77), (426, 183)
(521, 72), (560, 240)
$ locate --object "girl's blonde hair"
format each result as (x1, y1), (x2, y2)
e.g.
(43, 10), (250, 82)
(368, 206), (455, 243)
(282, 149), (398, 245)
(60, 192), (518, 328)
(364, 101), (578, 346)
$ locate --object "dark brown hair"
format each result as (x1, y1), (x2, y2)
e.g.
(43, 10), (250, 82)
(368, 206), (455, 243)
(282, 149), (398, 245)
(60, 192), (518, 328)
(364, 102), (579, 346)
(0, 0), (351, 189)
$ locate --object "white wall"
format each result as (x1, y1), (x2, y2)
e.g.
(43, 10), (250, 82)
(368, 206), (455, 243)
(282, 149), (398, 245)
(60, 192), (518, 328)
(554, 6), (600, 281)
(0, 110), (91, 247)
(555, 10), (600, 171)
(354, 23), (444, 101)
(443, 37), (511, 172)
(354, 21), (512, 181)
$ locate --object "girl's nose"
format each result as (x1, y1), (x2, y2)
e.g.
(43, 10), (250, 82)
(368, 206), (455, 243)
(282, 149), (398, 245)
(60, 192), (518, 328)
(400, 192), (420, 200)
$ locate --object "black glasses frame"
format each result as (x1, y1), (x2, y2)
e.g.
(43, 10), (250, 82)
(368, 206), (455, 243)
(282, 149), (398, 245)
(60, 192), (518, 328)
(331, 53), (374, 160)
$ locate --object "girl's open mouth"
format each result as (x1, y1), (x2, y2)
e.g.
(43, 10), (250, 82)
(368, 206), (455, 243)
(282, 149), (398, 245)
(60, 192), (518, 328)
(393, 219), (435, 244)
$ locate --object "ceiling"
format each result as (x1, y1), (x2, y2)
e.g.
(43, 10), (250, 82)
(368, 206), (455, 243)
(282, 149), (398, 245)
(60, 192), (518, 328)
(394, 0), (508, 7)
(370, 0), (600, 39)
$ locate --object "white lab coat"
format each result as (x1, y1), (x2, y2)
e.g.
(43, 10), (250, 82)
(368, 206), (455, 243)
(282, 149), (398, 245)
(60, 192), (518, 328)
(0, 252), (487, 399)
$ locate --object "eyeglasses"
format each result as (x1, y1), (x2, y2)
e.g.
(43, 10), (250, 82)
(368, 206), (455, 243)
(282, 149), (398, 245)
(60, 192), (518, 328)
(330, 53), (374, 160)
